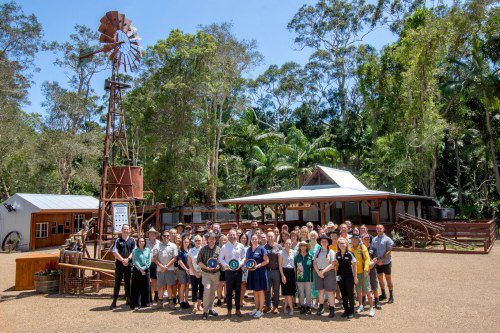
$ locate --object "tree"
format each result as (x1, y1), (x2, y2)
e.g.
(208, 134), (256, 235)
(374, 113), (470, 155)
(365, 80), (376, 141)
(248, 62), (304, 130)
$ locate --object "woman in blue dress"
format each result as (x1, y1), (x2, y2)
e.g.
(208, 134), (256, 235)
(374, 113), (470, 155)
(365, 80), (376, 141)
(245, 234), (269, 319)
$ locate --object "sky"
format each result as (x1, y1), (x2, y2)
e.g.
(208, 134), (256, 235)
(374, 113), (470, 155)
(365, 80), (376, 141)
(15, 0), (396, 116)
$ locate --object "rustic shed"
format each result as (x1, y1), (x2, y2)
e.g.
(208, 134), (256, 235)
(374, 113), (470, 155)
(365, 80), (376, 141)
(0, 193), (99, 251)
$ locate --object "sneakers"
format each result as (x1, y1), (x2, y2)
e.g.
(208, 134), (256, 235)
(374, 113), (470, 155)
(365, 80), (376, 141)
(375, 300), (382, 309)
(299, 306), (306, 315)
(283, 308), (289, 315)
(109, 300), (117, 310)
(235, 310), (242, 317)
(262, 306), (271, 313)
(216, 299), (222, 306)
(305, 307), (312, 315)
(379, 291), (387, 301)
(209, 309), (218, 316)
(356, 305), (365, 313)
(369, 308), (375, 317)
(341, 311), (348, 318)
(388, 296), (394, 304)
(328, 308), (335, 318)
(253, 310), (264, 318)
(289, 310), (294, 316)
(271, 307), (278, 314)
(203, 312), (208, 320)
(249, 308), (258, 316)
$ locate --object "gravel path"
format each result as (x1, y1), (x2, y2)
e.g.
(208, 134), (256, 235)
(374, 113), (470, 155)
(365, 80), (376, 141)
(1, 246), (499, 333)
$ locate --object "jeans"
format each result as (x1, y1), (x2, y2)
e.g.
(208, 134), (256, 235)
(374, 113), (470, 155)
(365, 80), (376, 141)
(113, 264), (132, 301)
(265, 269), (280, 308)
(190, 274), (204, 302)
(131, 267), (150, 308)
(297, 281), (312, 307)
(225, 269), (243, 311)
(201, 271), (220, 313)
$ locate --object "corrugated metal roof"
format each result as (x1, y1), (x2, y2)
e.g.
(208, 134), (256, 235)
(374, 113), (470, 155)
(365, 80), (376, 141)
(220, 165), (435, 204)
(314, 166), (368, 190)
(15, 193), (99, 210)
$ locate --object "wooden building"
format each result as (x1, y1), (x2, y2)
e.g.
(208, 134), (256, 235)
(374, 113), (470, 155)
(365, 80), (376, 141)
(0, 194), (99, 251)
(220, 166), (437, 227)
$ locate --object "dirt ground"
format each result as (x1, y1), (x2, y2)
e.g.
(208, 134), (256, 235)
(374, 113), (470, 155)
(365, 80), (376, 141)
(1, 246), (499, 333)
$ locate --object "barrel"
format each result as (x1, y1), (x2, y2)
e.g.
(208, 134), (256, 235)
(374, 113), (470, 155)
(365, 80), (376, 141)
(107, 166), (144, 200)
(34, 274), (59, 294)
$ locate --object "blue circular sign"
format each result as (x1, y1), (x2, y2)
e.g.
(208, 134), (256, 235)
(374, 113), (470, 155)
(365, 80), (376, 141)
(207, 258), (218, 269)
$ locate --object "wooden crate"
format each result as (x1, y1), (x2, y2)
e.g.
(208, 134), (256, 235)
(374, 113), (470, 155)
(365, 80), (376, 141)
(15, 252), (60, 291)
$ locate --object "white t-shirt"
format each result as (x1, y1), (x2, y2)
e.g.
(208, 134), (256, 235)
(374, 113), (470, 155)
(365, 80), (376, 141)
(188, 246), (202, 275)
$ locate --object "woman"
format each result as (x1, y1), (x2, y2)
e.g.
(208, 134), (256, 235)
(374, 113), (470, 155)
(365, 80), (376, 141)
(279, 238), (296, 315)
(131, 237), (151, 309)
(295, 240), (313, 314)
(239, 233), (249, 305)
(298, 226), (309, 243)
(273, 227), (281, 243)
(172, 233), (182, 304)
(188, 235), (204, 314)
(177, 237), (191, 309)
(336, 237), (358, 318)
(329, 231), (339, 253)
(313, 235), (337, 318)
(280, 230), (290, 247)
(352, 227), (360, 236)
(290, 230), (299, 250)
(146, 227), (160, 303)
(309, 230), (320, 306)
(216, 234), (228, 306)
(245, 234), (269, 318)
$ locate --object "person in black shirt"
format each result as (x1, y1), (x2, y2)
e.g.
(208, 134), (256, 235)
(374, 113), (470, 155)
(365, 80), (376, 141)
(336, 237), (357, 318)
(110, 224), (136, 310)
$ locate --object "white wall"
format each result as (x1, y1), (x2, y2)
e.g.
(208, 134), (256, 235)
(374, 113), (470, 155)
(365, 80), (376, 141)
(0, 195), (38, 251)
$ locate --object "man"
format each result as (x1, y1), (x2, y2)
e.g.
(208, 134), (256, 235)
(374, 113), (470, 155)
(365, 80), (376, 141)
(372, 224), (394, 303)
(339, 223), (352, 243)
(264, 231), (282, 314)
(213, 223), (222, 244)
(345, 220), (353, 234)
(351, 235), (375, 317)
(245, 221), (259, 240)
(182, 224), (194, 247)
(363, 234), (382, 309)
(153, 230), (178, 310)
(218, 229), (246, 317)
(197, 231), (221, 320)
(110, 224), (136, 310)
(175, 222), (185, 235)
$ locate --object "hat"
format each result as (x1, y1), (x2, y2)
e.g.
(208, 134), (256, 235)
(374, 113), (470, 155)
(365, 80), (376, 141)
(196, 226), (206, 233)
(206, 231), (216, 239)
(327, 221), (336, 228)
(175, 222), (185, 228)
(146, 227), (160, 236)
(298, 240), (310, 249)
(318, 234), (332, 246)
(351, 234), (361, 241)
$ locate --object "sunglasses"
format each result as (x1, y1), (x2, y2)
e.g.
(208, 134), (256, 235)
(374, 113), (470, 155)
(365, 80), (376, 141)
(162, 234), (170, 237)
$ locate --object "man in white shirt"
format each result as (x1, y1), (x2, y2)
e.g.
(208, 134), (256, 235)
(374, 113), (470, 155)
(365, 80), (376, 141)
(153, 230), (178, 310)
(218, 229), (246, 317)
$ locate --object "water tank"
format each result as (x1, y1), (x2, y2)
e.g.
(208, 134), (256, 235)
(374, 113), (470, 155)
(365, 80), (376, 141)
(108, 166), (144, 200)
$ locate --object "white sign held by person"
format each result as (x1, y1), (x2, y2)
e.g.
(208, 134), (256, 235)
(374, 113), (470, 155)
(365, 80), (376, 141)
(113, 202), (129, 233)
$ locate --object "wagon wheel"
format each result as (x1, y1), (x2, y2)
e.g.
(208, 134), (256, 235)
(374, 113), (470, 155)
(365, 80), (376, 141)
(398, 219), (430, 248)
(2, 231), (21, 251)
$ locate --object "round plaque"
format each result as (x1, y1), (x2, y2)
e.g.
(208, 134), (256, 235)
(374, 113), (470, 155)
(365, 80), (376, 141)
(228, 259), (239, 270)
(207, 257), (218, 269)
(246, 259), (257, 270)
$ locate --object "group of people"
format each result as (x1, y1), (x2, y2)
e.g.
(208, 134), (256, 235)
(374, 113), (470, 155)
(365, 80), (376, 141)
(110, 219), (394, 320)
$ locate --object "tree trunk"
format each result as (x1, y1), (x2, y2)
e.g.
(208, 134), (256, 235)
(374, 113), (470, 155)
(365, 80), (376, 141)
(454, 138), (463, 206)
(0, 175), (10, 201)
(429, 144), (438, 198)
(484, 106), (500, 196)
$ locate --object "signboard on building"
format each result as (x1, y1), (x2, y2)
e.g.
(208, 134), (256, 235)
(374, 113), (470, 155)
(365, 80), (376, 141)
(112, 202), (130, 233)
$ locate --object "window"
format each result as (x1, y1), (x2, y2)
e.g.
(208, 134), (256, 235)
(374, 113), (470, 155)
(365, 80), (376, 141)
(73, 214), (85, 232)
(35, 223), (49, 238)
(51, 221), (56, 235)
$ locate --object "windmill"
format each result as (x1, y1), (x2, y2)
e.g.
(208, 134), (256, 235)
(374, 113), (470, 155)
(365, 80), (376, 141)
(79, 11), (145, 258)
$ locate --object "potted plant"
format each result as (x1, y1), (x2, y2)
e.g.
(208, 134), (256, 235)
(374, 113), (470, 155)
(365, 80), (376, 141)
(34, 262), (60, 294)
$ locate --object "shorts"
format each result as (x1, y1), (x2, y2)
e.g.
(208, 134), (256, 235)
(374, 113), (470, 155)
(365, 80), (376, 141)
(178, 269), (189, 284)
(355, 273), (371, 293)
(314, 270), (336, 292)
(149, 262), (158, 279)
(157, 270), (176, 287)
(375, 262), (392, 275)
(369, 268), (378, 291)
